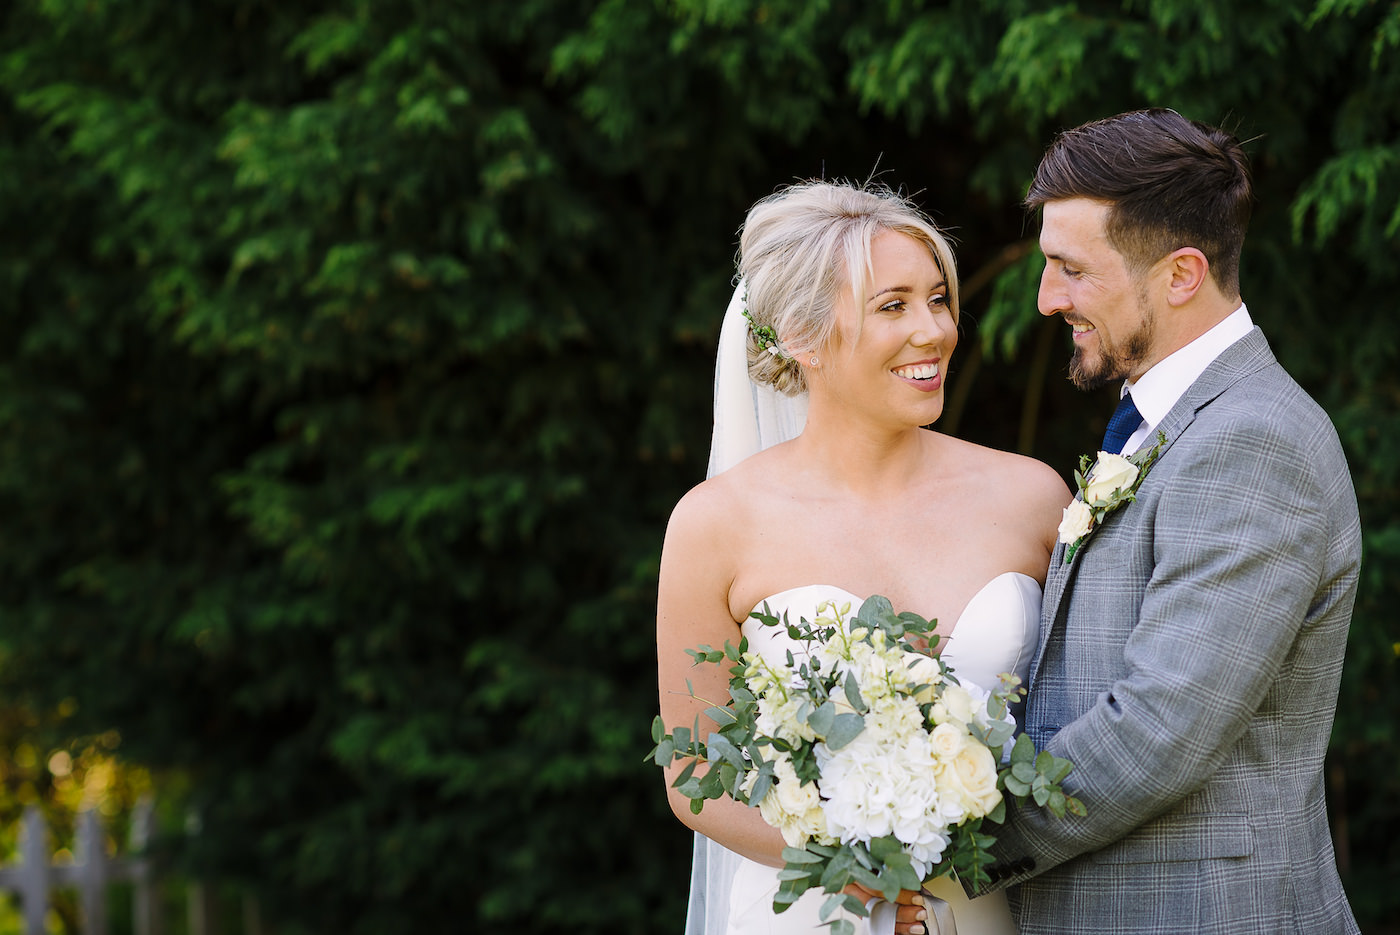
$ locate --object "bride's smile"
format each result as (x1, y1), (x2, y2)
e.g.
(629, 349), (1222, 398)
(811, 229), (958, 427)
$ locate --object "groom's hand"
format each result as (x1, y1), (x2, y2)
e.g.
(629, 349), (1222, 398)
(842, 882), (930, 935)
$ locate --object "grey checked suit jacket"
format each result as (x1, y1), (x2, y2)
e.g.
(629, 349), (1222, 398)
(988, 328), (1362, 934)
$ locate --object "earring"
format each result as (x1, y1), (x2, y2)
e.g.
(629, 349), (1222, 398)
(810, 356), (819, 367)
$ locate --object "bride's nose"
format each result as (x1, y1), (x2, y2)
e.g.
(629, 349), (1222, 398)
(910, 307), (956, 349)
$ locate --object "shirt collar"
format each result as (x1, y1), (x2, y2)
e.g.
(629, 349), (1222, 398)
(1122, 303), (1253, 431)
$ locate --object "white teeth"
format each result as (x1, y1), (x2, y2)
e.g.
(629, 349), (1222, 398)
(894, 363), (938, 380)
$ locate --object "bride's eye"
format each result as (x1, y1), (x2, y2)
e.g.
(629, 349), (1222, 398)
(930, 293), (948, 308)
(879, 299), (906, 313)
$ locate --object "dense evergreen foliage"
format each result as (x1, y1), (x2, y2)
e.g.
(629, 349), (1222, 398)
(0, 1), (1394, 932)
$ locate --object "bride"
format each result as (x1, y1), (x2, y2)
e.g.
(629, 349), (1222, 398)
(656, 180), (1070, 935)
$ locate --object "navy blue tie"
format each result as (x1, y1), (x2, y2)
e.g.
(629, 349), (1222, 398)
(1101, 392), (1143, 454)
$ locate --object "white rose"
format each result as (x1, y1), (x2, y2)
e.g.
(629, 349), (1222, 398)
(929, 722), (967, 759)
(774, 771), (821, 816)
(1083, 452), (1139, 507)
(1057, 499), (1094, 544)
(933, 684), (974, 726)
(754, 758), (830, 846)
(948, 742), (1003, 817)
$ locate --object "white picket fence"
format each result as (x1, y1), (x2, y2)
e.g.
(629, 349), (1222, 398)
(0, 802), (264, 935)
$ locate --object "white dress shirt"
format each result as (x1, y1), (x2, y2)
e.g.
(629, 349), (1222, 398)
(1118, 304), (1254, 454)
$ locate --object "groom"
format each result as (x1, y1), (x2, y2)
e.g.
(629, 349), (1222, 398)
(978, 109), (1362, 934)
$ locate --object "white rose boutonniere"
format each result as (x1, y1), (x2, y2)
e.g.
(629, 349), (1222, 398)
(1082, 452), (1140, 506)
(1059, 431), (1168, 563)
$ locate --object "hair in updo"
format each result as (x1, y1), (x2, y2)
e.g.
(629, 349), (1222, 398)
(738, 180), (959, 396)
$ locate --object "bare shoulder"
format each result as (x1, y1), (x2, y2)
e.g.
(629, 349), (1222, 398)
(661, 477), (730, 570)
(935, 434), (1071, 509)
(656, 458), (777, 659)
(664, 461), (755, 545)
(928, 435), (1070, 559)
(659, 455), (770, 594)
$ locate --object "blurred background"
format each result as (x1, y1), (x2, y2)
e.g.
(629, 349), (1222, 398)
(0, 1), (1395, 932)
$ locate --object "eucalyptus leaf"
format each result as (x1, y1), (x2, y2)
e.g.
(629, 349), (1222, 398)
(842, 673), (869, 714)
(985, 721), (1015, 746)
(748, 768), (774, 805)
(821, 893), (863, 923)
(825, 712), (866, 750)
(705, 705), (737, 726)
(869, 835), (904, 862)
(1011, 761), (1037, 783)
(697, 768), (725, 799)
(807, 700), (836, 736)
(781, 846), (826, 865)
(706, 732), (745, 770)
(856, 594), (895, 623)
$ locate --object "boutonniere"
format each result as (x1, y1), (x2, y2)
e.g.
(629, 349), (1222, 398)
(1058, 432), (1168, 563)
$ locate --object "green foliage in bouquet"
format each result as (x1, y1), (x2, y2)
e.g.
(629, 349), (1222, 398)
(651, 596), (1083, 930)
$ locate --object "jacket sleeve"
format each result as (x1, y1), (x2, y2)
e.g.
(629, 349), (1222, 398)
(982, 409), (1359, 886)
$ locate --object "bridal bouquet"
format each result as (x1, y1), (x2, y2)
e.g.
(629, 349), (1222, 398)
(650, 596), (1083, 933)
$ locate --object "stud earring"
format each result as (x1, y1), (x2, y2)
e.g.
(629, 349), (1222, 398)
(810, 356), (819, 367)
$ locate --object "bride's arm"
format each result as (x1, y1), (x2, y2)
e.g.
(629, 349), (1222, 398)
(656, 480), (789, 868)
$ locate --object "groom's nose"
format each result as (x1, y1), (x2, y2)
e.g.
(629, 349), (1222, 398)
(1037, 264), (1069, 317)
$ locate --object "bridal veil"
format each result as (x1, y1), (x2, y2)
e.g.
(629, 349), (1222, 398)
(686, 281), (807, 935)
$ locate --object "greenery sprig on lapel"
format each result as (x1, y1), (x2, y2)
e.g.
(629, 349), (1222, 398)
(1058, 432), (1168, 563)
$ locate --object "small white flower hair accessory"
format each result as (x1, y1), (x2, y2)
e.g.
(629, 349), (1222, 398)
(742, 307), (791, 360)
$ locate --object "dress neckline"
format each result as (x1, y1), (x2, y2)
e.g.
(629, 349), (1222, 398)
(747, 571), (1039, 638)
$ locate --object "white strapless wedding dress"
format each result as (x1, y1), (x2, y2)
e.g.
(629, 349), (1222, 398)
(723, 572), (1042, 935)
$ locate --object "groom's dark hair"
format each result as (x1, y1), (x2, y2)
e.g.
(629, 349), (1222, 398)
(1025, 108), (1253, 298)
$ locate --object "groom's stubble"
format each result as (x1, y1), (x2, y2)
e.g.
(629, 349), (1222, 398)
(1068, 287), (1157, 391)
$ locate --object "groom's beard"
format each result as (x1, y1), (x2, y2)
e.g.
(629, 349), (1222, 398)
(1068, 293), (1155, 391)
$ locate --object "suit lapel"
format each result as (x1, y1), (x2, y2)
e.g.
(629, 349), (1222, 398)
(1029, 328), (1277, 692)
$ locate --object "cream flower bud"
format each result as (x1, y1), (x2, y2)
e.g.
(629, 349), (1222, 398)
(905, 653), (943, 704)
(1057, 499), (1094, 544)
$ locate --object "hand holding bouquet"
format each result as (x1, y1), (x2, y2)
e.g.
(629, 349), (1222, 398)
(650, 595), (1083, 934)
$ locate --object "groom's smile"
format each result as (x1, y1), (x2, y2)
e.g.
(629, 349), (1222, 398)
(1036, 198), (1157, 390)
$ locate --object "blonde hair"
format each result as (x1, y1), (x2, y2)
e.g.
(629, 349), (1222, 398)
(737, 180), (959, 395)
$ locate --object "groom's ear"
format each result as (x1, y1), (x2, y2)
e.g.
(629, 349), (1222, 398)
(1162, 247), (1210, 307)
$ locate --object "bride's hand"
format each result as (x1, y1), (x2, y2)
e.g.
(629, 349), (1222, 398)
(842, 882), (931, 935)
